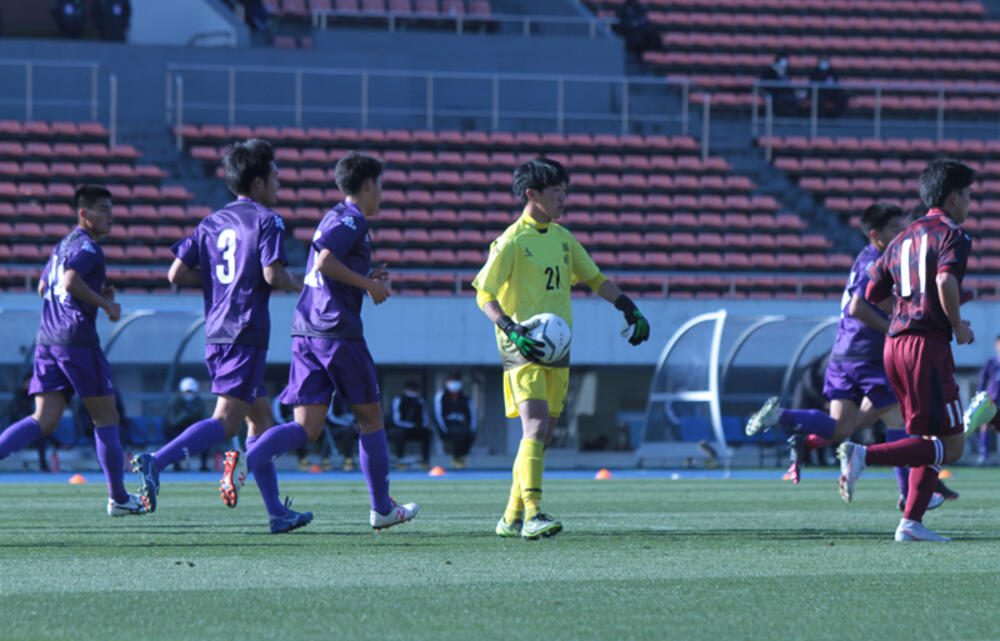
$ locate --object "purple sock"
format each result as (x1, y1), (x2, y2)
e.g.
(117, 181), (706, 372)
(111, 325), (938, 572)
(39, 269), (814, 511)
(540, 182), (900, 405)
(980, 427), (991, 459)
(245, 432), (287, 518)
(895, 466), (909, 497)
(0, 417), (42, 459)
(153, 418), (226, 473)
(94, 425), (129, 504)
(777, 409), (835, 439)
(360, 429), (392, 514)
(245, 422), (308, 473)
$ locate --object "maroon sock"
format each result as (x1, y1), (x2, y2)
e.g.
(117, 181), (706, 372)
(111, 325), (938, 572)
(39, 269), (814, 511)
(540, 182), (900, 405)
(806, 434), (832, 451)
(865, 438), (939, 467)
(903, 466), (940, 522)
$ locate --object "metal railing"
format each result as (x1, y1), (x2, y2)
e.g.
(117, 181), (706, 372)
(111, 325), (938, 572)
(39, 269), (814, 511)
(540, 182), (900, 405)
(0, 58), (100, 122)
(752, 78), (1000, 144)
(165, 63), (691, 141)
(311, 10), (615, 38)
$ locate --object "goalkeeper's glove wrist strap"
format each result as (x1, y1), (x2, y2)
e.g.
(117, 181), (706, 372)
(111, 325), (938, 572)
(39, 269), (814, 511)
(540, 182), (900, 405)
(496, 314), (516, 335)
(614, 294), (636, 314)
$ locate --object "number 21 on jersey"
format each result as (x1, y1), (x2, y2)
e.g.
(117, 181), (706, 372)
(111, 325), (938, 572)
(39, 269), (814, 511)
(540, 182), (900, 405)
(898, 234), (927, 298)
(215, 229), (237, 284)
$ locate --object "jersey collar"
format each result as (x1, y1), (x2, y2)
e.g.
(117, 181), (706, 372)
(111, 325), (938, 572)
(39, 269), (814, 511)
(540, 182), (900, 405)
(521, 212), (550, 231)
(926, 208), (948, 218)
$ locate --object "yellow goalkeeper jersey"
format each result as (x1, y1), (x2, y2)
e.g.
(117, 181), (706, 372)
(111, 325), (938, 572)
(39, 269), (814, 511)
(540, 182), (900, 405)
(472, 213), (604, 369)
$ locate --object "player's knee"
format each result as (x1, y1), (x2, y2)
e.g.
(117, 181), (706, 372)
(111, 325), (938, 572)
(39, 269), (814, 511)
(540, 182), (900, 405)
(942, 436), (965, 464)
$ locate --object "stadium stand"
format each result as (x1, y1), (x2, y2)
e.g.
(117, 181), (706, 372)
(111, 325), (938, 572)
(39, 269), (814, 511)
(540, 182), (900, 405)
(762, 133), (1000, 299)
(179, 124), (851, 300)
(586, 0), (1000, 115)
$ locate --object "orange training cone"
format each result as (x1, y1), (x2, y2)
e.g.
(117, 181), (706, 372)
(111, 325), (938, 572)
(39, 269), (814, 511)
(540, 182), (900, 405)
(429, 465), (446, 477)
(939, 469), (952, 479)
(595, 468), (612, 480)
(68, 474), (86, 484)
(308, 464), (322, 473)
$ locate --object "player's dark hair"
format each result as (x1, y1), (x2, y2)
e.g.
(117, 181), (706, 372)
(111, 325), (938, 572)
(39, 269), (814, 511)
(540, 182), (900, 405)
(73, 184), (112, 211)
(446, 371), (461, 381)
(223, 138), (275, 197)
(511, 157), (569, 204)
(908, 201), (929, 220)
(334, 152), (383, 196)
(859, 202), (903, 235)
(404, 380), (420, 392)
(918, 159), (976, 209)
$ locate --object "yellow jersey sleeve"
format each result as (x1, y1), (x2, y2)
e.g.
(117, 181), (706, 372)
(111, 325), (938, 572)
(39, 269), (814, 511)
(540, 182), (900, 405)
(569, 233), (601, 285)
(472, 236), (514, 300)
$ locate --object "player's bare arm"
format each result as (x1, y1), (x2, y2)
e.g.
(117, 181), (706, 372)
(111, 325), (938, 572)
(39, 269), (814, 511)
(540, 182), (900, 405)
(936, 272), (973, 344)
(848, 292), (890, 334)
(315, 248), (389, 304)
(263, 260), (303, 293)
(167, 258), (201, 286)
(37, 276), (46, 298)
(62, 267), (120, 322)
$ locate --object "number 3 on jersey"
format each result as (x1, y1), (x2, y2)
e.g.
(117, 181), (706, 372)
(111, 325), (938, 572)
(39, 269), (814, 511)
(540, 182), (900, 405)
(215, 229), (237, 284)
(899, 235), (927, 298)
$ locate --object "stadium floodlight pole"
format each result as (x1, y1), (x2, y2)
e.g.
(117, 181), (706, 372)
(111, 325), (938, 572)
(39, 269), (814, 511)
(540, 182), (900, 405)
(426, 73), (434, 130)
(294, 70), (303, 127)
(228, 68), (236, 126)
(557, 77), (565, 133)
(165, 70), (173, 125)
(361, 72), (369, 129)
(620, 78), (628, 134)
(681, 80), (689, 135)
(491, 75), (499, 130)
(750, 82), (759, 135)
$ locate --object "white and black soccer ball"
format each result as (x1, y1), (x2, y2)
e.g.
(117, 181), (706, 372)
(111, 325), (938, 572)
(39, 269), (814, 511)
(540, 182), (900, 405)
(524, 312), (571, 364)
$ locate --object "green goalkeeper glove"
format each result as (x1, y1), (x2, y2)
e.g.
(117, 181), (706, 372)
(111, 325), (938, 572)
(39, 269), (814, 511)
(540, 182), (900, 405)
(615, 294), (650, 346)
(497, 315), (543, 362)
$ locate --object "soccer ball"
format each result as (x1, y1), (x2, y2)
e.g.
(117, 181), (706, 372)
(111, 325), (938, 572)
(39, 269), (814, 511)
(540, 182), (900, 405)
(524, 313), (571, 364)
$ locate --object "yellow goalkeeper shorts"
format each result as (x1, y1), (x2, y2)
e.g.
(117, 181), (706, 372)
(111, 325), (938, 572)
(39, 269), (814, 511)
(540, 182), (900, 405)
(502, 363), (569, 418)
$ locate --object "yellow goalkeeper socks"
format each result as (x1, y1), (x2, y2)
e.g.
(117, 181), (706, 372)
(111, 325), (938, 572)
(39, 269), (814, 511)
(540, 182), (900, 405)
(517, 438), (545, 520)
(503, 452), (524, 525)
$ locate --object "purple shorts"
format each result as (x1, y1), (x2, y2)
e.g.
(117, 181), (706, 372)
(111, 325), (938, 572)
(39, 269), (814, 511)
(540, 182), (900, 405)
(29, 344), (115, 400)
(279, 336), (380, 407)
(205, 344), (268, 405)
(823, 358), (897, 409)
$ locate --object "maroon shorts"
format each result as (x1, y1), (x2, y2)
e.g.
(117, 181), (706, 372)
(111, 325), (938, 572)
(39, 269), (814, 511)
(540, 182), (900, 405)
(883, 333), (962, 437)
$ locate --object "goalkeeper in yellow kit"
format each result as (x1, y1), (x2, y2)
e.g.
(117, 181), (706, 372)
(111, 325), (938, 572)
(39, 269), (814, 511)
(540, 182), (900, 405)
(472, 158), (651, 540)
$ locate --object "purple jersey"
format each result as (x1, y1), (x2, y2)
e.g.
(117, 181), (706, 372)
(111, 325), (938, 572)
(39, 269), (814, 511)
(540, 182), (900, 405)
(37, 227), (105, 348)
(868, 210), (971, 341)
(978, 356), (1000, 404)
(830, 245), (887, 362)
(172, 197), (287, 347)
(290, 201), (371, 340)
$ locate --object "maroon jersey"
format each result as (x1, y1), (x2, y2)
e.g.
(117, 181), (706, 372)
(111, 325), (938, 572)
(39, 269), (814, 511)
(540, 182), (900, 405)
(867, 209), (971, 341)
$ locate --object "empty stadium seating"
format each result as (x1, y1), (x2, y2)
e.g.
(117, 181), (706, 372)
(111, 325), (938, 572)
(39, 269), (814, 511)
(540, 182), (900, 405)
(587, 0), (1000, 115)
(179, 123), (847, 299)
(763, 134), (1000, 299)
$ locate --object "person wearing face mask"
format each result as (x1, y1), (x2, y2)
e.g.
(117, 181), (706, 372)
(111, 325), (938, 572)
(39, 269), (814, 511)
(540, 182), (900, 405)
(810, 55), (847, 118)
(433, 373), (477, 469)
(760, 52), (801, 117)
(164, 378), (209, 471)
(388, 381), (433, 470)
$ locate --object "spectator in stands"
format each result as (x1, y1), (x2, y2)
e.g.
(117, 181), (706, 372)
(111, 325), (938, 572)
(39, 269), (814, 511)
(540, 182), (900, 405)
(974, 336), (1000, 465)
(92, 0), (131, 42)
(163, 377), (208, 471)
(51, 0), (87, 38)
(760, 52), (801, 117)
(388, 381), (433, 469)
(433, 372), (476, 469)
(810, 55), (848, 118)
(4, 374), (53, 472)
(241, 0), (271, 33)
(615, 0), (660, 60)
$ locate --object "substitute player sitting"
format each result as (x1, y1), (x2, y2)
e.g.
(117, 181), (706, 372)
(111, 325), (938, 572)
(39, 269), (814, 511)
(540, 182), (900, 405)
(473, 158), (650, 540)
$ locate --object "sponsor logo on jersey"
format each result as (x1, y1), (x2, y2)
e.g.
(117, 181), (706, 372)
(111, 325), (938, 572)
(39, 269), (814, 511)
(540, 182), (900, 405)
(342, 216), (357, 230)
(81, 241), (96, 254)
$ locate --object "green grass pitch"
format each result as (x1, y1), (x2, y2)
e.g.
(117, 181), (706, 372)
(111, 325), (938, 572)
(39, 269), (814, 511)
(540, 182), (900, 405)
(2, 470), (1000, 641)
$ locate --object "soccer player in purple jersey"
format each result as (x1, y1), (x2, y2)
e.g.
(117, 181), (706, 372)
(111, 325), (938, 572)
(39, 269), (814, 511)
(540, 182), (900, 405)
(840, 159), (976, 542)
(221, 151), (419, 531)
(130, 139), (311, 534)
(0, 185), (144, 516)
